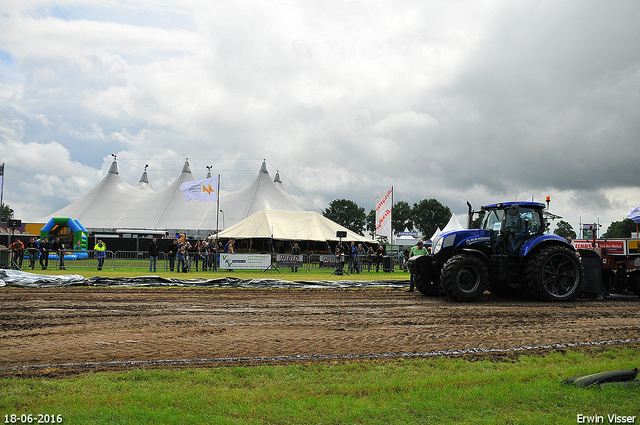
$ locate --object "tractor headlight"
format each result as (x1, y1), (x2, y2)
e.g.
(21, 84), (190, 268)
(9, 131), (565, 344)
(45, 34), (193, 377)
(433, 237), (443, 255)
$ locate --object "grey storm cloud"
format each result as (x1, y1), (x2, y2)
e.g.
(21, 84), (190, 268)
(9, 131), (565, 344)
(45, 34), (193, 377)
(0, 0), (639, 234)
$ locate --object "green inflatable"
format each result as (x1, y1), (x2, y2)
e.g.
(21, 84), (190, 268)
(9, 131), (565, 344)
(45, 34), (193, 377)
(40, 217), (88, 249)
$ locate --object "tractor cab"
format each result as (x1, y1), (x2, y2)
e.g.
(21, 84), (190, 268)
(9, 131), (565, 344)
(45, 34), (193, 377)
(476, 202), (545, 256)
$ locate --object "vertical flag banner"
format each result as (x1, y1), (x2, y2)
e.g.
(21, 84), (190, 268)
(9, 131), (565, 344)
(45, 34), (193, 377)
(375, 187), (393, 241)
(180, 175), (219, 202)
(0, 162), (4, 208)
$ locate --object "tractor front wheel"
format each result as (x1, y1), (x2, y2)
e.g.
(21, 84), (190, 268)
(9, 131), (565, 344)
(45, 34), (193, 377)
(441, 254), (488, 302)
(525, 245), (583, 301)
(415, 274), (441, 296)
(628, 270), (640, 297)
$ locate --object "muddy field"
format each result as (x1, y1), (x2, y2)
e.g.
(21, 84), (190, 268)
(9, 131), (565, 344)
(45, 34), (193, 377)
(1, 286), (639, 377)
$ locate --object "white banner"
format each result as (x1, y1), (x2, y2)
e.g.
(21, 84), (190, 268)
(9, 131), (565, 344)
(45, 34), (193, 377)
(375, 188), (393, 241)
(219, 253), (271, 270)
(180, 175), (219, 202)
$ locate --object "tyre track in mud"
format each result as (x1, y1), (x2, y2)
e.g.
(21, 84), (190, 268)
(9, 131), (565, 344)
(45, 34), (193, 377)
(1, 287), (639, 376)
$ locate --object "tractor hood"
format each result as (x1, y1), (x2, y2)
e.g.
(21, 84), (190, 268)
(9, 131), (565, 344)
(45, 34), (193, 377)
(432, 229), (491, 255)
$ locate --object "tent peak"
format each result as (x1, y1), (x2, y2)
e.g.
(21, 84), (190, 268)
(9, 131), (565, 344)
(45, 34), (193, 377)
(274, 171), (282, 183)
(108, 159), (119, 174)
(182, 159), (191, 173)
(260, 160), (268, 174)
(138, 164), (150, 184)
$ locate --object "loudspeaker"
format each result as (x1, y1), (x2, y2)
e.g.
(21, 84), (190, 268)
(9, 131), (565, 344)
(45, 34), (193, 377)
(336, 231), (347, 238)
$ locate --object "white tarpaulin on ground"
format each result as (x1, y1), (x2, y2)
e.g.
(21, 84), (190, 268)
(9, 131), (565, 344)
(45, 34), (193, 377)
(0, 269), (85, 287)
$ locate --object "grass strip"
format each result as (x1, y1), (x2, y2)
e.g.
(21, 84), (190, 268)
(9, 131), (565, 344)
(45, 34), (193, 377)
(2, 347), (638, 424)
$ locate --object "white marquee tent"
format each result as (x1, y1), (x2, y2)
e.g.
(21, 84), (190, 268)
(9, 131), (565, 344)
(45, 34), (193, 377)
(38, 159), (307, 237)
(218, 209), (373, 243)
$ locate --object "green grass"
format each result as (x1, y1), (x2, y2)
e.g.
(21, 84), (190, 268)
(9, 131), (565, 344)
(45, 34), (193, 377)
(2, 347), (639, 424)
(24, 267), (411, 282)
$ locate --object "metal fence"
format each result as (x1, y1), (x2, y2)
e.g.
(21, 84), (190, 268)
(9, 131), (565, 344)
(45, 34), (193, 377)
(8, 250), (409, 273)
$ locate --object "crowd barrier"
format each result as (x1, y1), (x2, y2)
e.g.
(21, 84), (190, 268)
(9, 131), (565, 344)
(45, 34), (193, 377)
(4, 249), (410, 272)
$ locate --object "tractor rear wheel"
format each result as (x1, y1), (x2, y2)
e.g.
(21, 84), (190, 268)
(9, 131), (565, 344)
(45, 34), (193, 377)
(524, 245), (583, 301)
(441, 254), (488, 302)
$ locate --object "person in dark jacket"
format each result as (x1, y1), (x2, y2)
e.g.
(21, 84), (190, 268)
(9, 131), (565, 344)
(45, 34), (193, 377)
(167, 240), (178, 271)
(39, 237), (50, 270)
(291, 243), (301, 272)
(149, 237), (159, 272)
(51, 237), (65, 270)
(25, 238), (38, 269)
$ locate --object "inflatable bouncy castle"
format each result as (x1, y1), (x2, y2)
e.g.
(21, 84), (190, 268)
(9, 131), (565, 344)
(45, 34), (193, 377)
(40, 217), (88, 250)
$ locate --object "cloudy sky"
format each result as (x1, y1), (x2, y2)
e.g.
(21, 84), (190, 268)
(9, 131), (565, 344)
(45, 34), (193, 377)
(1, 0), (639, 236)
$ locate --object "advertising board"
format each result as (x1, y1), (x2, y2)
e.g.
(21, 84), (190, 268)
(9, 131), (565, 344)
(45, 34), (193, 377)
(219, 253), (271, 270)
(276, 254), (303, 268)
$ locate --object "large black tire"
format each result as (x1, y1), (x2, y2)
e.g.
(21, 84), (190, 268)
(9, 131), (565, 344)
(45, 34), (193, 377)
(524, 245), (583, 301)
(440, 254), (488, 302)
(628, 270), (640, 297)
(415, 274), (442, 296)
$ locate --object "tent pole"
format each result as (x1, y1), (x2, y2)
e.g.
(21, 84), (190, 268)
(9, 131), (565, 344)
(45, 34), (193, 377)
(215, 174), (221, 250)
(390, 186), (393, 248)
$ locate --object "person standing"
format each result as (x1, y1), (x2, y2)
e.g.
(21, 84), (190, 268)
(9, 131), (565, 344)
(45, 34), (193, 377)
(94, 239), (106, 271)
(176, 244), (187, 273)
(356, 243), (365, 274)
(407, 240), (429, 292)
(210, 240), (218, 271)
(168, 239), (178, 271)
(25, 237), (38, 270)
(291, 243), (301, 272)
(375, 245), (385, 272)
(366, 246), (375, 271)
(191, 241), (201, 271)
(348, 241), (357, 273)
(148, 237), (159, 272)
(9, 239), (24, 269)
(39, 237), (50, 270)
(51, 237), (65, 270)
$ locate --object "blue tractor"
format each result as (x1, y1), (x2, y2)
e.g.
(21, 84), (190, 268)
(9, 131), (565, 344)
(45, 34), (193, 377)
(408, 201), (584, 302)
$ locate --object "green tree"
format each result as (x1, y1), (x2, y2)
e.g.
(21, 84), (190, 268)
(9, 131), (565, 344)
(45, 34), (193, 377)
(392, 201), (413, 233)
(554, 220), (577, 239)
(366, 209), (376, 236)
(1, 203), (14, 222)
(323, 199), (366, 234)
(602, 218), (637, 238)
(411, 199), (451, 238)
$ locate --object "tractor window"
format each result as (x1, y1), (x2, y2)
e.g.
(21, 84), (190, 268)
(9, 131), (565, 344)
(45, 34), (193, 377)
(481, 209), (504, 232)
(518, 208), (542, 233)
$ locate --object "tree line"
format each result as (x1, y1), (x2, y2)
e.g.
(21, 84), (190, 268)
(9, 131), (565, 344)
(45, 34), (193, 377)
(1, 200), (636, 239)
(554, 218), (638, 239)
(322, 199), (639, 240)
(322, 198), (452, 239)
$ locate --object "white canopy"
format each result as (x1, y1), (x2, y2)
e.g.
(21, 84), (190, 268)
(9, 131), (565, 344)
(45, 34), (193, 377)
(218, 209), (373, 243)
(396, 228), (419, 246)
(39, 159), (306, 237)
(441, 214), (465, 233)
(38, 161), (153, 231)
